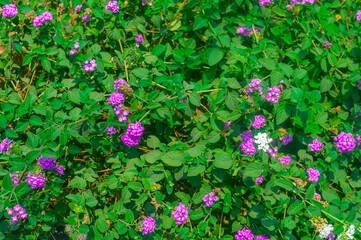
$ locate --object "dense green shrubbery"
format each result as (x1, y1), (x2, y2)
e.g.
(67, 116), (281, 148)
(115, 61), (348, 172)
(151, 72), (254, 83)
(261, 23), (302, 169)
(1, 0), (361, 239)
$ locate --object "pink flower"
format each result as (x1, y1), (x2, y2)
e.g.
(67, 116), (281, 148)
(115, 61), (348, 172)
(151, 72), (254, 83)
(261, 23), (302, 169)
(172, 202), (188, 225)
(278, 156), (291, 165)
(306, 168), (320, 183)
(308, 139), (323, 152)
(202, 192), (219, 207)
(141, 217), (156, 235)
(255, 175), (264, 185)
(252, 115), (265, 129)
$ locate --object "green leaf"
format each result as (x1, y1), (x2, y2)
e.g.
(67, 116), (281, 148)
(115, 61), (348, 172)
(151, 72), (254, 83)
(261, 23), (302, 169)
(270, 70), (284, 86)
(213, 152), (233, 169)
(275, 178), (293, 191)
(275, 104), (290, 125)
(287, 201), (304, 215)
(96, 218), (109, 233)
(207, 48), (224, 66)
(175, 192), (191, 203)
(290, 88), (303, 103)
(146, 135), (160, 148)
(261, 215), (278, 231)
(278, 63), (293, 77)
(131, 68), (149, 78)
(22, 54), (34, 66)
(91, 44), (101, 55)
(3, 174), (13, 190)
(193, 15), (208, 31)
(85, 190), (98, 208)
(327, 53), (337, 67)
(206, 131), (221, 143)
(128, 182), (142, 192)
(243, 162), (263, 177)
(68, 89), (82, 105)
(226, 78), (241, 89)
(320, 77), (333, 93)
(187, 164), (205, 177)
(142, 150), (162, 164)
(68, 176), (87, 189)
(293, 68), (307, 79)
(258, 58), (276, 70)
(41, 58), (51, 72)
(29, 115), (43, 126)
(160, 151), (184, 167)
(314, 112), (328, 124)
(189, 92), (201, 106)
(0, 115), (7, 129)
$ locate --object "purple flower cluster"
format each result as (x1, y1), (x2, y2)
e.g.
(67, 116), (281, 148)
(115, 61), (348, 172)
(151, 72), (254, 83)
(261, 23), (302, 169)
(108, 78), (132, 123)
(255, 175), (264, 185)
(240, 131), (257, 155)
(323, 41), (332, 48)
(2, 4), (18, 18)
(278, 156), (291, 165)
(256, 236), (270, 240)
(245, 78), (262, 94)
(240, 139), (257, 155)
(55, 165), (65, 176)
(121, 121), (144, 147)
(39, 156), (56, 170)
(106, 126), (117, 135)
(282, 134), (293, 145)
(259, 0), (273, 6)
(306, 168), (320, 183)
(10, 172), (21, 186)
(77, 234), (87, 240)
(27, 172), (46, 189)
(357, 10), (361, 21)
(172, 202), (188, 225)
(265, 86), (281, 103)
(235, 228), (270, 240)
(313, 192), (321, 201)
(142, 0), (153, 6)
(141, 216), (156, 235)
(38, 156), (64, 175)
(114, 105), (129, 122)
(74, 5), (82, 12)
(0, 138), (13, 154)
(266, 146), (278, 158)
(235, 228), (254, 240)
(252, 115), (265, 129)
(7, 204), (28, 223)
(70, 42), (80, 56)
(224, 120), (231, 132)
(33, 12), (53, 27)
(105, 1), (120, 13)
(82, 14), (90, 22)
(333, 132), (356, 153)
(108, 92), (125, 105)
(114, 78), (130, 90)
(83, 59), (97, 72)
(290, 0), (314, 5)
(237, 26), (259, 37)
(135, 33), (144, 47)
(202, 192), (219, 207)
(308, 139), (323, 152)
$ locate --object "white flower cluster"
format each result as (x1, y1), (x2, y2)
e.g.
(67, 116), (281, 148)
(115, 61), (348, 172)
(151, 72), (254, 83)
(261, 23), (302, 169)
(336, 224), (355, 240)
(254, 132), (272, 151)
(319, 224), (334, 239)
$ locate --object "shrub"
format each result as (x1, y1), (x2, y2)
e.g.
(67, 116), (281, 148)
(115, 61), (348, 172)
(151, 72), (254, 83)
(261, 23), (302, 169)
(0, 0), (361, 239)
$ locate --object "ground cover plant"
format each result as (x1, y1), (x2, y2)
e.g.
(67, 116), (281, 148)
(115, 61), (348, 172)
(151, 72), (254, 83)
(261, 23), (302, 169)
(0, 0), (361, 239)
